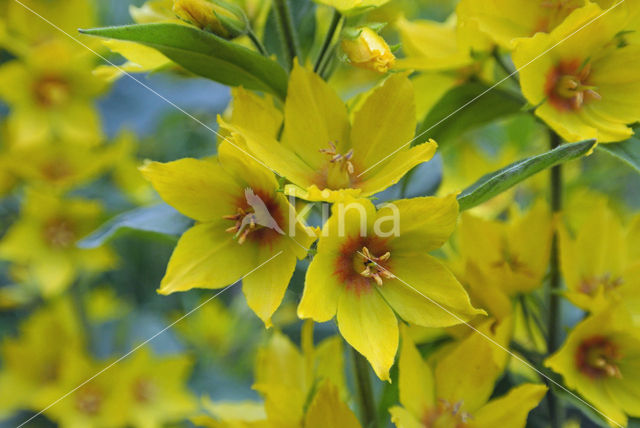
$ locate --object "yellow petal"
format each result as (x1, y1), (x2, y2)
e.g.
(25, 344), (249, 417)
(229, 87), (283, 139)
(304, 381), (361, 428)
(337, 287), (397, 381)
(350, 73), (416, 169)
(282, 62), (350, 170)
(242, 245), (297, 327)
(158, 222), (256, 294)
(297, 247), (342, 322)
(380, 254), (485, 328)
(398, 326), (435, 417)
(140, 158), (240, 222)
(473, 384), (547, 428)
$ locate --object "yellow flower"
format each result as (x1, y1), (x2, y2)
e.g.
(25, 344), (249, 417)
(303, 381), (361, 428)
(140, 141), (315, 327)
(222, 62), (437, 203)
(109, 131), (155, 204)
(341, 27), (395, 73)
(40, 352), (128, 428)
(0, 191), (116, 296)
(0, 298), (83, 415)
(391, 325), (547, 428)
(297, 196), (484, 380)
(457, 0), (617, 49)
(114, 348), (196, 428)
(0, 39), (106, 148)
(6, 142), (118, 192)
(254, 323), (347, 427)
(395, 14), (490, 72)
(313, 0), (391, 16)
(546, 305), (640, 427)
(193, 398), (268, 427)
(560, 201), (640, 313)
(513, 2), (640, 142)
(458, 200), (553, 296)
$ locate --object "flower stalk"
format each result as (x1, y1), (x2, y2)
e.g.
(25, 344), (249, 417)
(314, 9), (342, 74)
(273, 0), (300, 69)
(547, 129), (564, 428)
(352, 347), (378, 428)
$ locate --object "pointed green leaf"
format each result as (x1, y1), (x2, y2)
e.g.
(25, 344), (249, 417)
(418, 82), (524, 145)
(78, 203), (193, 249)
(457, 139), (597, 211)
(81, 23), (288, 99)
(598, 137), (640, 173)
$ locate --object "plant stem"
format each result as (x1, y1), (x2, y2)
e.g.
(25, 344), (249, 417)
(352, 348), (377, 428)
(492, 48), (519, 84)
(547, 130), (564, 428)
(314, 9), (342, 73)
(247, 28), (268, 56)
(71, 277), (92, 350)
(273, 0), (299, 69)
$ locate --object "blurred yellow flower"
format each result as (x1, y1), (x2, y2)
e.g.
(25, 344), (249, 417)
(458, 200), (553, 296)
(0, 39), (106, 148)
(115, 348), (196, 428)
(341, 27), (395, 73)
(391, 325), (546, 428)
(0, 191), (116, 296)
(141, 141), (315, 326)
(222, 63), (437, 202)
(173, 0), (247, 39)
(560, 201), (640, 314)
(546, 305), (640, 427)
(298, 196), (483, 380)
(313, 0), (391, 16)
(513, 2), (640, 142)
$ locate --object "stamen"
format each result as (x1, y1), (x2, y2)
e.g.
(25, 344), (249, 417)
(359, 246), (394, 285)
(223, 207), (259, 244)
(320, 141), (355, 175)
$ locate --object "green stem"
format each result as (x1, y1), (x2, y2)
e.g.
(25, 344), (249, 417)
(492, 48), (519, 84)
(247, 28), (268, 57)
(547, 130), (564, 428)
(314, 9), (342, 73)
(273, 0), (299, 69)
(352, 348), (377, 428)
(71, 277), (92, 350)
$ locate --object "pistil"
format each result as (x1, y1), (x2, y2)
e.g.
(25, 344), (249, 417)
(359, 246), (394, 286)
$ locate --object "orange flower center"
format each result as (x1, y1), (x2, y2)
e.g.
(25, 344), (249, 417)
(223, 189), (283, 246)
(75, 385), (103, 415)
(545, 60), (601, 111)
(33, 75), (71, 108)
(42, 217), (77, 248)
(335, 236), (392, 294)
(422, 399), (471, 428)
(133, 378), (157, 403)
(575, 335), (622, 379)
(579, 273), (624, 296)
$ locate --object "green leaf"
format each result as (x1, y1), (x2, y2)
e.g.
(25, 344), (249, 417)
(417, 82), (523, 145)
(457, 139), (597, 211)
(598, 137), (640, 173)
(81, 23), (288, 99)
(78, 203), (193, 249)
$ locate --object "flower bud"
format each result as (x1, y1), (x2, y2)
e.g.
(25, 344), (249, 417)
(173, 0), (247, 39)
(341, 27), (395, 73)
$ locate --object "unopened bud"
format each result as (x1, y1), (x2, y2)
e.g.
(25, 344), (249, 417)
(173, 0), (247, 39)
(341, 27), (395, 73)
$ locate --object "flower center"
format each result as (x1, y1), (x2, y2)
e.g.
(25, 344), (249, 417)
(33, 75), (71, 108)
(319, 141), (356, 189)
(546, 61), (601, 111)
(223, 188), (283, 245)
(75, 385), (103, 415)
(579, 273), (624, 296)
(575, 335), (622, 379)
(42, 217), (77, 248)
(133, 378), (157, 404)
(422, 399), (471, 428)
(358, 246), (394, 286)
(535, 0), (583, 33)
